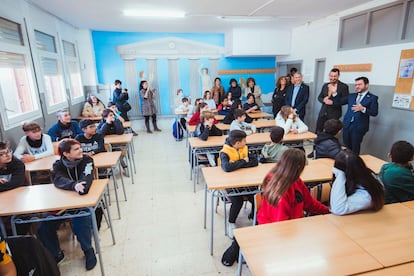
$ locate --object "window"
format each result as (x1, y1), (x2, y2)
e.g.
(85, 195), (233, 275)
(35, 30), (67, 112)
(339, 0), (414, 49)
(62, 40), (84, 103)
(0, 17), (40, 129)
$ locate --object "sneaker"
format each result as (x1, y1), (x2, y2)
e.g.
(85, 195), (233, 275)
(221, 240), (240, 266)
(228, 223), (236, 239)
(84, 248), (97, 270)
(132, 130), (138, 136)
(55, 250), (64, 264)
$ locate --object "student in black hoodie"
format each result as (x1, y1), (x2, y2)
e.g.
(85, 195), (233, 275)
(0, 141), (26, 192)
(38, 139), (97, 271)
(97, 109), (124, 136)
(314, 119), (343, 159)
(76, 119), (105, 155)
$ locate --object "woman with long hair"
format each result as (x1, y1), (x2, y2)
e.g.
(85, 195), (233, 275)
(82, 95), (105, 117)
(139, 80), (161, 133)
(272, 76), (288, 118)
(275, 105), (308, 134)
(330, 149), (384, 215)
(258, 148), (329, 223)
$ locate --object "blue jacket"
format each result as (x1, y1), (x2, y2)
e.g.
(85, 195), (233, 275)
(48, 121), (83, 141)
(339, 92), (378, 133)
(285, 83), (309, 120)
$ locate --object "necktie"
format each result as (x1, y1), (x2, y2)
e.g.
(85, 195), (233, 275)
(356, 93), (362, 104)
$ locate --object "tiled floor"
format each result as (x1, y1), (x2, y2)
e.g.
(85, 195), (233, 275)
(58, 118), (253, 275)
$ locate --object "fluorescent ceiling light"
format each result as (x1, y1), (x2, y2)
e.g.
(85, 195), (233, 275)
(219, 16), (276, 22)
(123, 9), (185, 18)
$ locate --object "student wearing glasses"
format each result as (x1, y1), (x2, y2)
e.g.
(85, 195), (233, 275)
(0, 141), (26, 192)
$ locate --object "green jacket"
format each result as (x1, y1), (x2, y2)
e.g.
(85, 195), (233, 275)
(379, 163), (414, 204)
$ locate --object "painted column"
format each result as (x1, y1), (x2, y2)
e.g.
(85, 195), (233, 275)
(168, 58), (180, 114)
(124, 59), (140, 117)
(147, 58), (161, 114)
(189, 58), (200, 103)
(209, 58), (220, 83)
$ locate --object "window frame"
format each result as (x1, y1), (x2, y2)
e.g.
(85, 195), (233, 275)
(61, 39), (85, 105)
(0, 16), (42, 130)
(34, 29), (68, 114)
(338, 0), (414, 50)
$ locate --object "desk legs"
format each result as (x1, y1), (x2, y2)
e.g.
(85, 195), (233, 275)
(0, 218), (6, 238)
(89, 206), (105, 276)
(111, 167), (121, 219)
(237, 250), (244, 276)
(126, 144), (135, 184)
(210, 190), (215, 256)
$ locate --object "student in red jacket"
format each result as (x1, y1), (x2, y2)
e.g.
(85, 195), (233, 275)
(258, 148), (329, 224)
(222, 148), (329, 266)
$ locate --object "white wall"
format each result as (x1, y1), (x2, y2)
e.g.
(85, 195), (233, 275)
(279, 0), (414, 85)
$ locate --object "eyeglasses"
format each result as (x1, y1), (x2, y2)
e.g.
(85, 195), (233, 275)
(0, 149), (12, 158)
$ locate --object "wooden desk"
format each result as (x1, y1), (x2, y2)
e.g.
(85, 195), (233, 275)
(0, 179), (112, 276)
(214, 114), (225, 121)
(202, 159), (333, 255)
(246, 111), (273, 119)
(122, 121), (131, 129)
(24, 155), (59, 184)
(76, 116), (102, 121)
(215, 123), (230, 132)
(402, 200), (414, 210)
(104, 134), (135, 183)
(325, 203), (414, 267)
(357, 262), (414, 275)
(234, 215), (382, 276)
(252, 118), (275, 130)
(318, 154), (387, 174)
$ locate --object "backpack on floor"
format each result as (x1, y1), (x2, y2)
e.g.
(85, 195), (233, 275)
(172, 121), (184, 140)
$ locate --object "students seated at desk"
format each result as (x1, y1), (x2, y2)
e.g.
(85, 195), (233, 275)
(108, 102), (138, 136)
(76, 119), (105, 155)
(220, 130), (258, 239)
(379, 140), (414, 204)
(222, 148), (329, 267)
(82, 95), (105, 117)
(38, 139), (97, 270)
(229, 109), (256, 135)
(175, 97), (194, 131)
(97, 109), (129, 177)
(0, 141), (26, 192)
(203, 90), (216, 110)
(48, 109), (83, 141)
(314, 119), (343, 159)
(243, 93), (260, 114)
(189, 102), (217, 126)
(275, 105), (308, 134)
(223, 101), (253, 125)
(14, 121), (54, 163)
(97, 109), (124, 135)
(330, 149), (384, 215)
(217, 97), (231, 116)
(194, 111), (222, 140)
(260, 126), (288, 163)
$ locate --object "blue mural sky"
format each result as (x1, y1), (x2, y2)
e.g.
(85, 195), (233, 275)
(91, 31), (276, 114)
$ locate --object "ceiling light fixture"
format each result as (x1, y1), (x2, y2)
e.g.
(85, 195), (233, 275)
(123, 9), (185, 18)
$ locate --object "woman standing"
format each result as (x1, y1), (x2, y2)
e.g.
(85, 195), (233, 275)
(211, 77), (225, 106)
(244, 77), (263, 107)
(140, 80), (161, 133)
(272, 76), (288, 118)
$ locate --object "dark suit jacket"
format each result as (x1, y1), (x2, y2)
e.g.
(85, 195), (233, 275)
(317, 81), (349, 119)
(285, 83), (309, 119)
(340, 92), (378, 133)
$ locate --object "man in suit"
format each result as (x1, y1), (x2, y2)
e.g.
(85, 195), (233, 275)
(339, 76), (378, 154)
(315, 68), (349, 133)
(285, 72), (309, 120)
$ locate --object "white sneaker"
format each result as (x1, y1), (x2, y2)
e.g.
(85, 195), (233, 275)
(228, 223), (236, 239)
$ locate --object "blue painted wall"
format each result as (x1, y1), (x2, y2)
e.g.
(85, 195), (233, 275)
(91, 31), (276, 114)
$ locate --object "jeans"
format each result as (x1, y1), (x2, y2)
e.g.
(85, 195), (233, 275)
(38, 211), (93, 258)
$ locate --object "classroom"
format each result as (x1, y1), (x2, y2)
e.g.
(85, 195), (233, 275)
(0, 0), (414, 275)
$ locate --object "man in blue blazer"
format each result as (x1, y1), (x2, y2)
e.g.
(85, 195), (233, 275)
(285, 72), (309, 120)
(339, 77), (378, 154)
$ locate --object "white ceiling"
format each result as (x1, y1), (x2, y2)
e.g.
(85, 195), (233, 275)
(29, 0), (375, 33)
